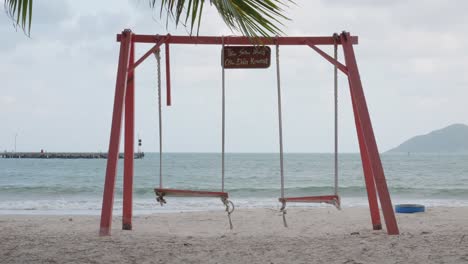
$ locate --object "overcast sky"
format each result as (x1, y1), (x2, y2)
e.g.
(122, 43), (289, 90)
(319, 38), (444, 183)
(1, 0), (467, 153)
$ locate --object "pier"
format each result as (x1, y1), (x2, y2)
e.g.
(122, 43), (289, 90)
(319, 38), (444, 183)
(0, 152), (144, 159)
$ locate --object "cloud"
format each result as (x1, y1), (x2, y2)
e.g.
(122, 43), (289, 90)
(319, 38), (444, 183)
(0, 96), (17, 112)
(33, 0), (72, 25)
(1, 0), (467, 152)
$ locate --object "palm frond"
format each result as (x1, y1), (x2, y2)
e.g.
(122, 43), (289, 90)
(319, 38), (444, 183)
(4, 0), (33, 36)
(4, 0), (291, 38)
(150, 0), (293, 38)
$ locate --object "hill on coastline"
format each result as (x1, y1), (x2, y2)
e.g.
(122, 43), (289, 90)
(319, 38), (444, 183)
(387, 124), (468, 153)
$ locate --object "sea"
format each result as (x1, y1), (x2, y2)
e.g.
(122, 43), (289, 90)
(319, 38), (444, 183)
(1, 153), (467, 215)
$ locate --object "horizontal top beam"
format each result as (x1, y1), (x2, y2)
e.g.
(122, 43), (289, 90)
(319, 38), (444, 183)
(117, 34), (358, 46)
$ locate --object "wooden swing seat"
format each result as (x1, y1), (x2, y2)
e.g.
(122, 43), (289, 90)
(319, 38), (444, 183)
(154, 188), (228, 198)
(279, 195), (340, 207)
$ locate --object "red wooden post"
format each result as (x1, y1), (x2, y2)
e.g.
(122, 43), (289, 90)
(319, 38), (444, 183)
(99, 29), (133, 236)
(341, 32), (399, 235)
(348, 79), (382, 230)
(122, 39), (135, 230)
(165, 42), (171, 106)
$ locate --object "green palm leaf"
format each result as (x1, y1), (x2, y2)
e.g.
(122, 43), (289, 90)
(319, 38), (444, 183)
(4, 0), (33, 36)
(151, 0), (292, 37)
(4, 0), (292, 38)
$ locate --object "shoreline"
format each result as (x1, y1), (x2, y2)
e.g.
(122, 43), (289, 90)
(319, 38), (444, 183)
(1, 207), (467, 263)
(2, 200), (468, 216)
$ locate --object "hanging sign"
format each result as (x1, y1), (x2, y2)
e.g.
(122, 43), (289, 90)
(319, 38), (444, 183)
(222, 46), (271, 69)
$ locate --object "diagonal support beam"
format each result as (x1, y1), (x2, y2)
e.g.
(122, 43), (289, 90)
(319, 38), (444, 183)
(128, 36), (167, 73)
(307, 42), (348, 75)
(348, 78), (382, 230)
(341, 32), (399, 235)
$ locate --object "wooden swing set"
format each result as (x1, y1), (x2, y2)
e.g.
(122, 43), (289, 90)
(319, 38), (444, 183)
(99, 29), (399, 236)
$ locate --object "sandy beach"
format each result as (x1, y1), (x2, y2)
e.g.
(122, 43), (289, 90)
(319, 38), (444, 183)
(1, 207), (467, 263)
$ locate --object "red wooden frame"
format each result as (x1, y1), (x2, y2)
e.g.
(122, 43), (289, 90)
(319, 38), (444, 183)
(99, 29), (399, 236)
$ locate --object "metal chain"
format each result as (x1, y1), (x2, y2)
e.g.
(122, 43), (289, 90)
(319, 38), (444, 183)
(221, 36), (226, 193)
(276, 41), (288, 228)
(276, 42), (285, 200)
(154, 49), (163, 189)
(333, 33), (339, 196)
(220, 38), (233, 230)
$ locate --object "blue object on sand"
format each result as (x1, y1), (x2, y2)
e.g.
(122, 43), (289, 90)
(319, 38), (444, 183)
(395, 204), (425, 213)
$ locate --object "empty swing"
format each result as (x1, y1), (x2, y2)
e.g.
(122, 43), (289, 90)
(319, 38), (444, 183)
(152, 46), (234, 229)
(274, 40), (341, 227)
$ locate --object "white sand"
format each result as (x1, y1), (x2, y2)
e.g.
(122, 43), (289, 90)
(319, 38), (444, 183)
(1, 207), (468, 263)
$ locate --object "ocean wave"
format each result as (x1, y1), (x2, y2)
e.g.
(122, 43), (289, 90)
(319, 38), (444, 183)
(0, 185), (102, 195)
(2, 197), (468, 215)
(1, 185), (468, 199)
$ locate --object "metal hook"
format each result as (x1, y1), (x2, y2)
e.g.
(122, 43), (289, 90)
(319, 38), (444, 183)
(156, 192), (166, 206)
(222, 197), (234, 230)
(334, 197), (341, 210)
(280, 201), (288, 228)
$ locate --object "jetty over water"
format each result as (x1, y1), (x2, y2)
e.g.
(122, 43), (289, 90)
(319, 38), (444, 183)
(0, 152), (144, 159)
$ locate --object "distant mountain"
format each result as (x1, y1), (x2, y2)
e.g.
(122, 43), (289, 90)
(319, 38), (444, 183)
(387, 124), (468, 153)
